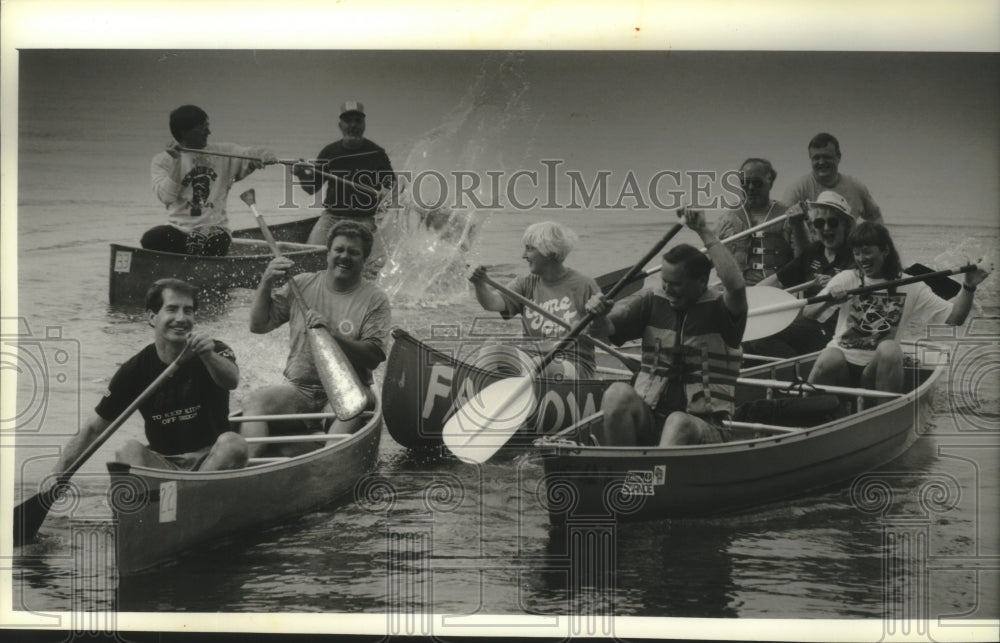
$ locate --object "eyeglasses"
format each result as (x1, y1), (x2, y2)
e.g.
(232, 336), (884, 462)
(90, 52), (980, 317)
(810, 217), (840, 229)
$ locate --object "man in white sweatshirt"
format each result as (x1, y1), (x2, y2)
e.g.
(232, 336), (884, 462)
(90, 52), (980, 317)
(145, 104), (278, 255)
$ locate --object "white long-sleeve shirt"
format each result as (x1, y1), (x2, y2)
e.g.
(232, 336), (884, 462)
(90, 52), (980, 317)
(151, 142), (266, 231)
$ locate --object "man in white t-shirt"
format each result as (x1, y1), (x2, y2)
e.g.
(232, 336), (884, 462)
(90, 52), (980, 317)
(803, 222), (990, 393)
(783, 132), (884, 227)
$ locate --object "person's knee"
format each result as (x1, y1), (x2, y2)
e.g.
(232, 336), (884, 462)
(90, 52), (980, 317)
(874, 340), (903, 362)
(214, 431), (249, 465)
(115, 439), (149, 465)
(601, 382), (635, 413)
(243, 386), (290, 414)
(809, 348), (846, 382)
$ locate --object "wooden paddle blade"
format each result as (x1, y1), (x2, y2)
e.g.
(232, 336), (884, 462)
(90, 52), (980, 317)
(239, 189), (257, 207)
(307, 328), (370, 420)
(12, 488), (57, 546)
(596, 267), (643, 296)
(442, 376), (536, 464)
(743, 286), (803, 342)
(905, 263), (962, 300)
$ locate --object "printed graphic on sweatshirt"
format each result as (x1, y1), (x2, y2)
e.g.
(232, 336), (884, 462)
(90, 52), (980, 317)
(181, 166), (219, 217)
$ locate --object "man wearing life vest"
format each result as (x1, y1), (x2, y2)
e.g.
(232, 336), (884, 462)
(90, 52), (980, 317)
(585, 208), (748, 447)
(715, 158), (807, 285)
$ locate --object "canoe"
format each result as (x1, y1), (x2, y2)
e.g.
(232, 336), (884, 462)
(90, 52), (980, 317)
(533, 349), (944, 523)
(108, 233), (326, 305)
(381, 328), (632, 451)
(106, 398), (382, 575)
(231, 215), (319, 243)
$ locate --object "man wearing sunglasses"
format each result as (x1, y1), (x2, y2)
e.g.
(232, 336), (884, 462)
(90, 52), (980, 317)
(746, 191), (855, 357)
(716, 158), (806, 286)
(783, 132), (884, 226)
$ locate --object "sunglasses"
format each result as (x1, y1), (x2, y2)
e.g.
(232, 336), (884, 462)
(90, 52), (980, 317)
(810, 217), (841, 229)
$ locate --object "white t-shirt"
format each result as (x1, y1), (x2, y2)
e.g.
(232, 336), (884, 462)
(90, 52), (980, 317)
(820, 270), (952, 365)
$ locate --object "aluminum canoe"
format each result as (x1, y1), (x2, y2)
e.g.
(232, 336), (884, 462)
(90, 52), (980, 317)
(533, 351), (944, 523)
(106, 399), (382, 575)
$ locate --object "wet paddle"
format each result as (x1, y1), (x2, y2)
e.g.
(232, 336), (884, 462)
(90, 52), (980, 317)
(180, 147), (380, 197)
(743, 265), (977, 341)
(595, 212), (796, 295)
(443, 220), (686, 464)
(13, 345), (190, 546)
(240, 189), (369, 420)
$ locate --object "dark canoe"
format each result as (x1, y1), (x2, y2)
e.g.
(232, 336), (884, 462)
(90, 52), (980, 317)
(108, 235), (326, 305)
(533, 350), (944, 523)
(381, 328), (632, 451)
(106, 401), (382, 576)
(231, 216), (319, 243)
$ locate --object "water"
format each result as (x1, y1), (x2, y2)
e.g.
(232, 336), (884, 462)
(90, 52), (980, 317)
(6, 50), (1000, 634)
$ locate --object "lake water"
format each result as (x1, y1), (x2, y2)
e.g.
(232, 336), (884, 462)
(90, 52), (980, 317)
(5, 50), (999, 639)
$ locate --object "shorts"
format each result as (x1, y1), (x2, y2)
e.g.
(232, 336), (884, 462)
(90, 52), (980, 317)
(144, 445), (214, 471)
(288, 380), (330, 412)
(845, 361), (867, 387)
(638, 407), (733, 446)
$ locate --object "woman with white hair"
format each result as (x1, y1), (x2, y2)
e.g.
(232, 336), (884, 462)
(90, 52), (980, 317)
(468, 221), (609, 379)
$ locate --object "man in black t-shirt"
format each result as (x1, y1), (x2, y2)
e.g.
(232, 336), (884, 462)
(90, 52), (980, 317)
(52, 279), (248, 473)
(293, 101), (396, 279)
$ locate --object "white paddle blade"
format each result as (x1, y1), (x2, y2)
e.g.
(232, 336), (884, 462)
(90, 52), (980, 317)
(743, 286), (805, 342)
(442, 376), (536, 464)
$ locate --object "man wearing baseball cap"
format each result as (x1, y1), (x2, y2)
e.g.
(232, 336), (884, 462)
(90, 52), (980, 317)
(292, 100), (396, 279)
(746, 190), (855, 357)
(783, 132), (884, 226)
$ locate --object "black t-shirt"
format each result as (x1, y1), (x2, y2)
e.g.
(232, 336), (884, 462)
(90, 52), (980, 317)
(311, 139), (395, 217)
(95, 341), (236, 455)
(776, 241), (854, 297)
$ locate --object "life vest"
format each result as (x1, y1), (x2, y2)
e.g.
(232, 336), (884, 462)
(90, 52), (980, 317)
(632, 291), (744, 417)
(729, 202), (792, 277)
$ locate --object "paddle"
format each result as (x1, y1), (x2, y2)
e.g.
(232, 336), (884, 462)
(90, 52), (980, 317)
(13, 344), (190, 546)
(443, 220), (686, 464)
(240, 189), (369, 420)
(179, 147), (380, 197)
(595, 212), (795, 295)
(480, 275), (642, 372)
(744, 264), (977, 341)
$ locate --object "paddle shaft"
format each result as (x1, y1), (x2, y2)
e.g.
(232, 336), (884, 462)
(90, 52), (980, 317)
(751, 264), (977, 318)
(242, 190), (370, 420)
(606, 213), (794, 288)
(13, 345), (189, 545)
(480, 275), (641, 371)
(178, 147), (380, 196)
(539, 222), (685, 374)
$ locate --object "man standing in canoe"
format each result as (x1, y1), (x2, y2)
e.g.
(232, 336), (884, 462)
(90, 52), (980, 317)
(52, 279), (248, 472)
(805, 222), (990, 393)
(715, 157), (806, 285)
(745, 191), (856, 357)
(467, 221), (610, 380)
(585, 209), (748, 447)
(292, 101), (396, 278)
(145, 104), (279, 256)
(242, 221), (391, 457)
(783, 132), (884, 226)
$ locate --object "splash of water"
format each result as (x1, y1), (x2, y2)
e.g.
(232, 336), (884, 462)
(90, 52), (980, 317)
(376, 53), (533, 307)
